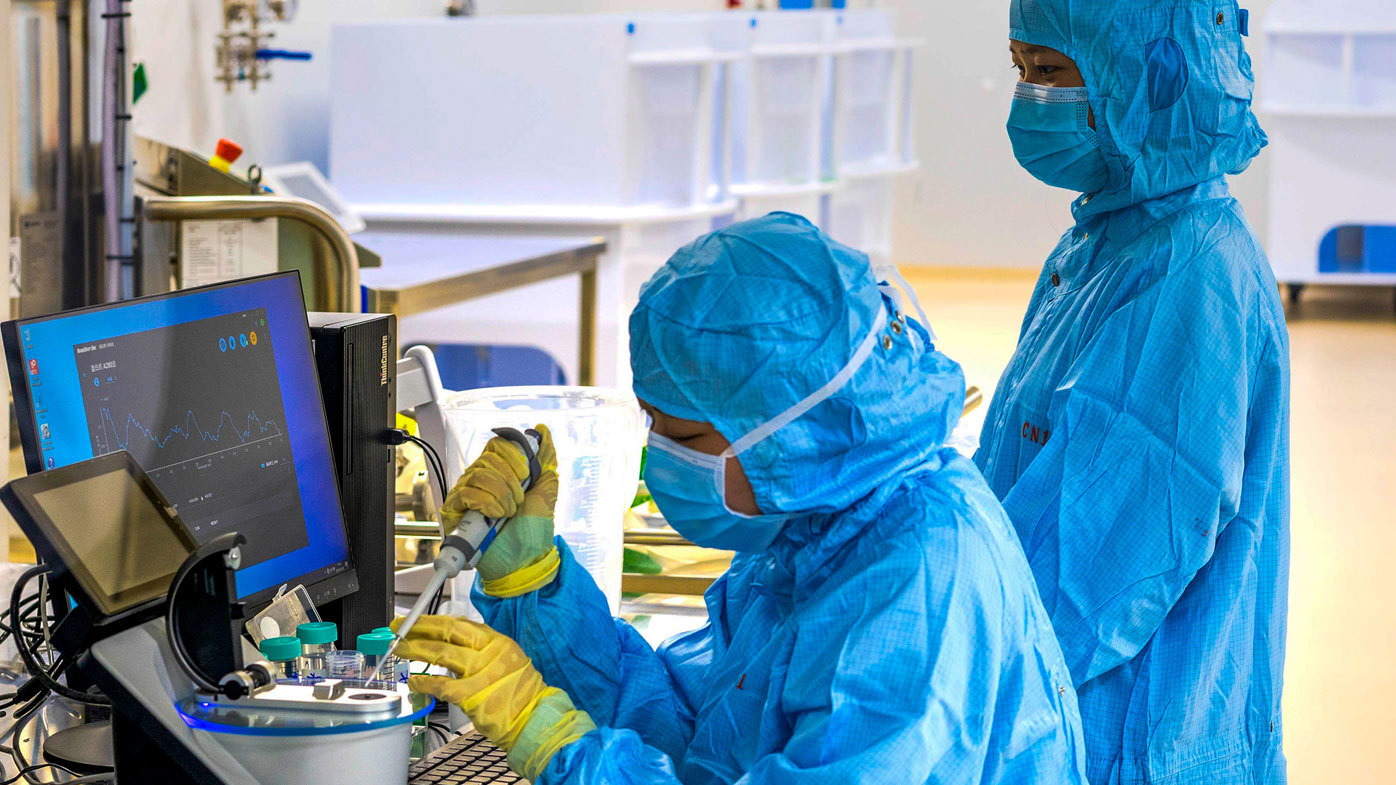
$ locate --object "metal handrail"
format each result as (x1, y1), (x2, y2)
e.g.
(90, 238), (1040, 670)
(143, 195), (360, 312)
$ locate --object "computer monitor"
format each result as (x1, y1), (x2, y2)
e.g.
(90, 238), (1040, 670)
(3, 272), (356, 606)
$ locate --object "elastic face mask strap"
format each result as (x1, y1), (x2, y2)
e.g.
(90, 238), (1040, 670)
(875, 264), (936, 345)
(723, 307), (888, 458)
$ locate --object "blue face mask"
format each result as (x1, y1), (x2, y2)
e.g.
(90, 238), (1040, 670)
(641, 305), (896, 553)
(643, 433), (792, 553)
(1007, 82), (1110, 194)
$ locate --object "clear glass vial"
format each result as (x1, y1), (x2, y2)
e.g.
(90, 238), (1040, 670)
(296, 621), (339, 681)
(259, 635), (303, 681)
(358, 631), (397, 689)
(373, 627), (410, 686)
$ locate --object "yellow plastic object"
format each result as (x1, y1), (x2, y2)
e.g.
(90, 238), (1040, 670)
(391, 615), (558, 751)
(395, 412), (419, 436)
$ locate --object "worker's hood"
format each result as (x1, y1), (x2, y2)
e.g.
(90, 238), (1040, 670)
(1010, 0), (1267, 218)
(629, 212), (964, 520)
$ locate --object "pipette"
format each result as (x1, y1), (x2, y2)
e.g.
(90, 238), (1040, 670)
(364, 426), (542, 687)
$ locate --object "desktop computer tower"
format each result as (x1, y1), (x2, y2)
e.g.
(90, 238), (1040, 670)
(308, 312), (397, 640)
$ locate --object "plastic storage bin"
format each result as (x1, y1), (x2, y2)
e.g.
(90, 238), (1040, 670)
(442, 387), (647, 614)
(830, 10), (919, 175)
(1318, 225), (1396, 274)
(729, 11), (835, 207)
(826, 172), (896, 268)
(1262, 0), (1396, 289)
(1353, 35), (1396, 110)
(331, 15), (737, 211)
(1267, 33), (1348, 110)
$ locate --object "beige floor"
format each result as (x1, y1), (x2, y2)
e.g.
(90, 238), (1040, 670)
(903, 266), (1396, 785)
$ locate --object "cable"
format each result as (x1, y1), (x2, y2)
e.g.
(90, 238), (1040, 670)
(428, 721), (454, 745)
(426, 582), (445, 616)
(164, 546), (226, 695)
(384, 428), (448, 502)
(407, 433), (448, 499)
(1, 764), (102, 785)
(6, 697), (80, 785)
(7, 567), (107, 706)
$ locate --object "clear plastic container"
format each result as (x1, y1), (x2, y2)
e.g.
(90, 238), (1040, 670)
(244, 585), (320, 646)
(296, 622), (339, 682)
(326, 650), (365, 681)
(443, 387), (646, 614)
(258, 636), (303, 682)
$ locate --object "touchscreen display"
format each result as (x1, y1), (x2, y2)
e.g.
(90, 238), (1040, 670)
(32, 470), (191, 612)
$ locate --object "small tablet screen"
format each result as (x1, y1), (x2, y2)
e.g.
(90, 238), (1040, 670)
(32, 470), (190, 613)
(5, 453), (199, 618)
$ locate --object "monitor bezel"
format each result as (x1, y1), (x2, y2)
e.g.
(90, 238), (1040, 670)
(0, 451), (198, 620)
(1, 272), (358, 608)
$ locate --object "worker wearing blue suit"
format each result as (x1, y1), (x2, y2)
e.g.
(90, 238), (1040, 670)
(981, 1), (1291, 783)
(457, 213), (1091, 783)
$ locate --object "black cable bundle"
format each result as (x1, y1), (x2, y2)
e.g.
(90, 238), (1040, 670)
(384, 427), (449, 502)
(6, 566), (107, 707)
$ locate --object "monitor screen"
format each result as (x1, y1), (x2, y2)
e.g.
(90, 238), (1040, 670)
(5, 273), (352, 602)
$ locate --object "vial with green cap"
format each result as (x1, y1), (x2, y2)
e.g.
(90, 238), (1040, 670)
(296, 621), (338, 681)
(373, 626), (411, 686)
(259, 636), (303, 681)
(357, 632), (396, 689)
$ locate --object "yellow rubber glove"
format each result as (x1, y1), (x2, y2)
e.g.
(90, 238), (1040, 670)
(440, 424), (561, 596)
(392, 615), (594, 778)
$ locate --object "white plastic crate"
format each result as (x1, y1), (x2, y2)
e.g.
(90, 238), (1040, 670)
(1262, 0), (1396, 288)
(830, 9), (920, 176)
(735, 186), (828, 226)
(1353, 34), (1396, 109)
(330, 15), (737, 212)
(826, 172), (896, 269)
(729, 12), (834, 192)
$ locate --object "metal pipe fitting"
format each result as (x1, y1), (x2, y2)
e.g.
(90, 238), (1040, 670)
(143, 195), (360, 312)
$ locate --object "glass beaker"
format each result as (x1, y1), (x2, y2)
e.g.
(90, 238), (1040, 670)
(443, 387), (645, 614)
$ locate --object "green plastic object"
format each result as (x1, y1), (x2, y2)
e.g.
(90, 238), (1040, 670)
(259, 636), (302, 662)
(622, 547), (663, 576)
(372, 626), (393, 635)
(295, 621), (338, 646)
(132, 62), (148, 104)
(357, 632), (394, 656)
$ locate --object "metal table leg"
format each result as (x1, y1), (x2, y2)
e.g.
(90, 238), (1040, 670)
(578, 267), (597, 386)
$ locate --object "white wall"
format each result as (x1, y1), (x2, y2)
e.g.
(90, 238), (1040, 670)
(882, 0), (1275, 268)
(133, 1), (447, 171)
(131, 0), (725, 173)
(131, 0), (1275, 269)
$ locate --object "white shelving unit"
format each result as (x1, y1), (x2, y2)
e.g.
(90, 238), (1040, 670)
(728, 12), (838, 224)
(330, 15), (741, 387)
(1261, 0), (1396, 293)
(328, 11), (921, 385)
(825, 9), (920, 267)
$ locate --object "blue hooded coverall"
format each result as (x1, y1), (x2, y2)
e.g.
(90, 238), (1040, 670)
(475, 213), (1089, 783)
(976, 2), (1290, 783)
